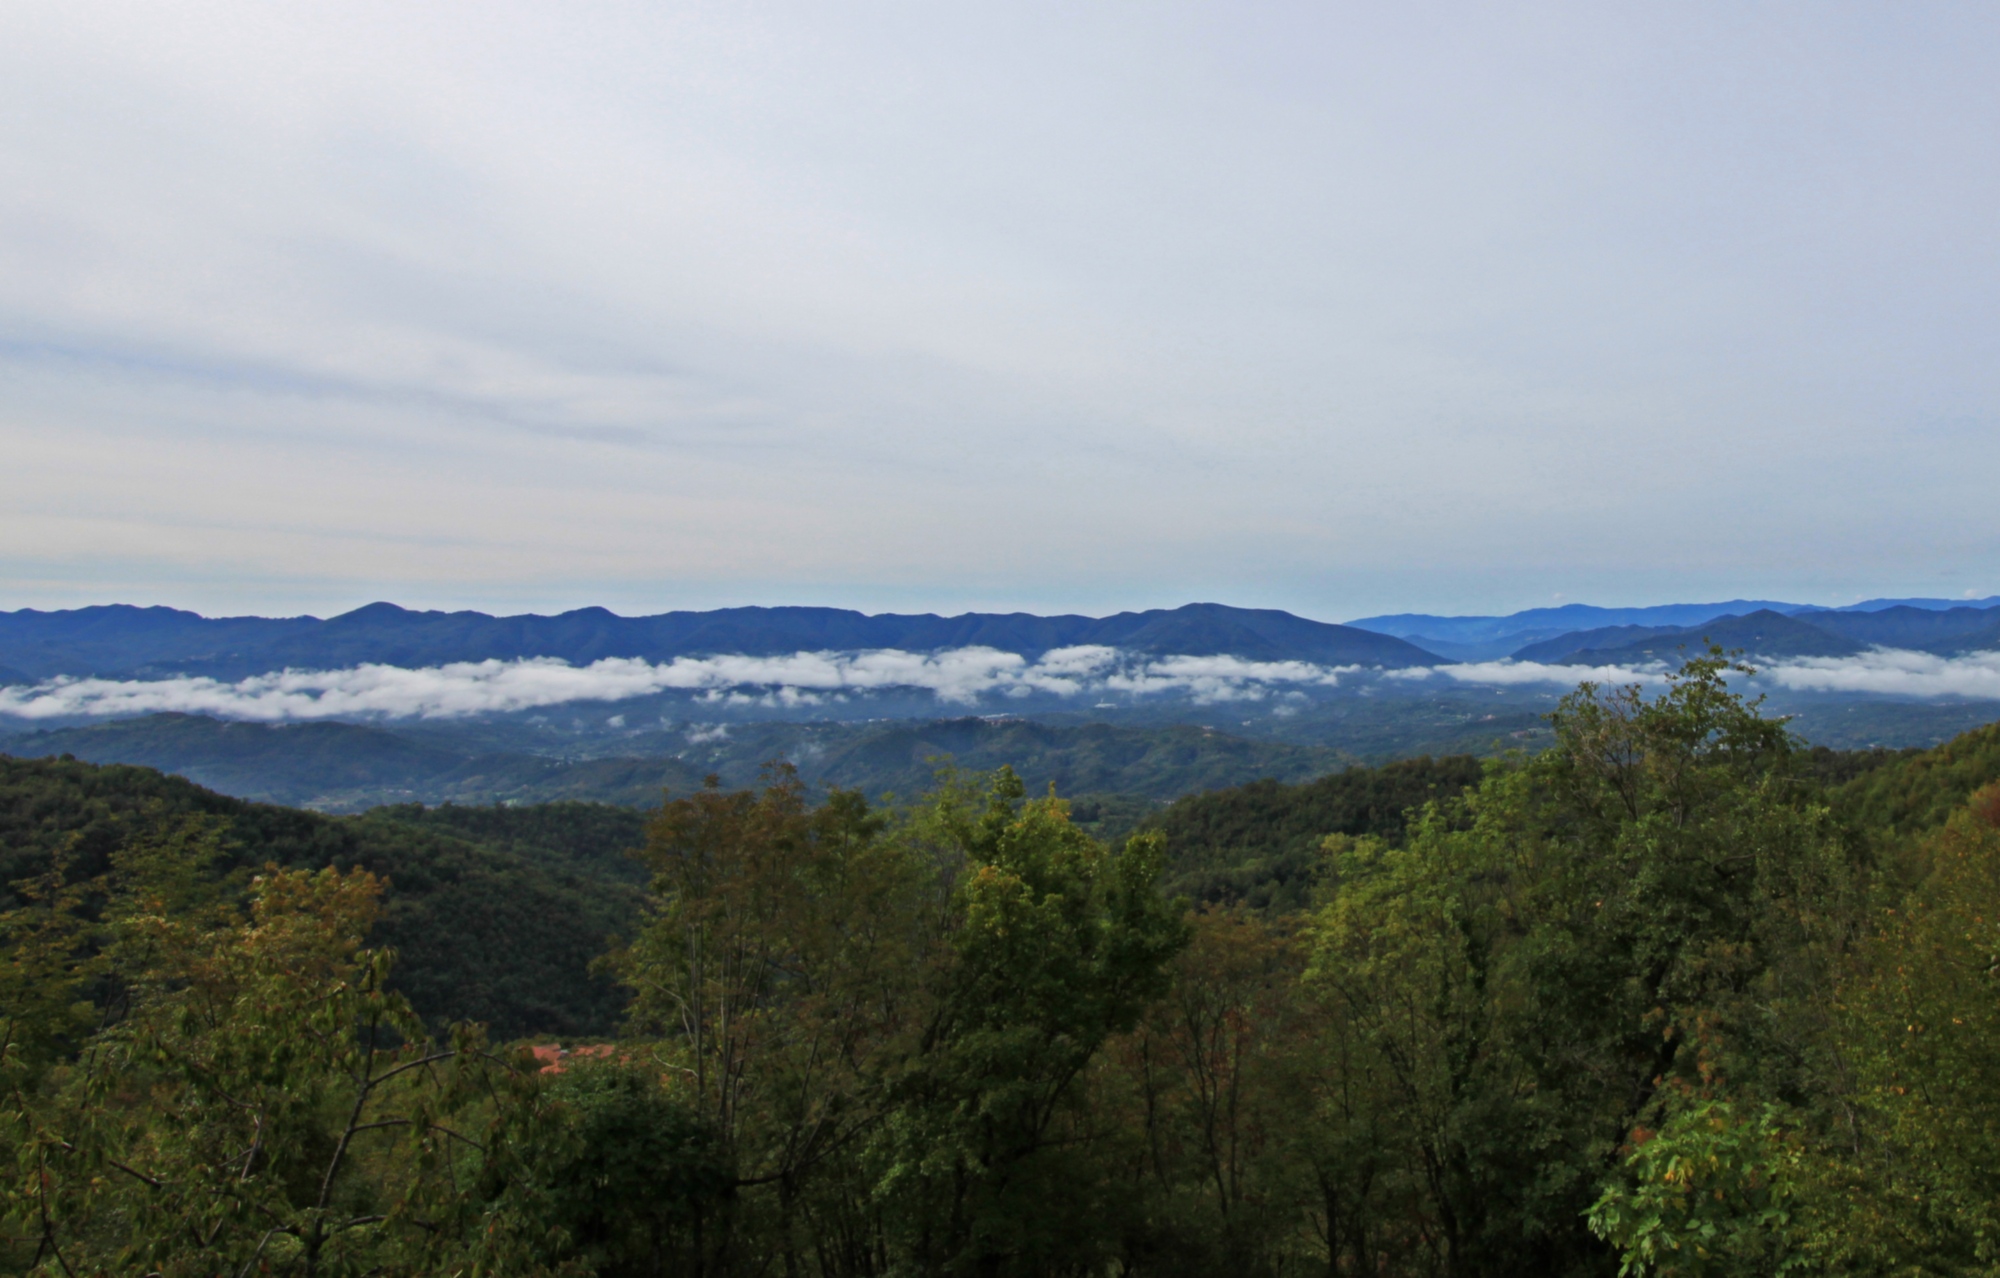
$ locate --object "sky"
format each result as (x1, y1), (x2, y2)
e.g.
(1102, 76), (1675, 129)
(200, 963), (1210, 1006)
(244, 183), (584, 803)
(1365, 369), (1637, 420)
(4, 1), (1998, 624)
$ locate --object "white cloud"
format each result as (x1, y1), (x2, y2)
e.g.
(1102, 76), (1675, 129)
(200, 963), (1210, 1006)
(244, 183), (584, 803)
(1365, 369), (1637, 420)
(1392, 659), (1672, 687)
(1757, 649), (2000, 699)
(1398, 648), (2000, 701)
(0, 645), (1361, 721)
(11, 645), (2000, 724)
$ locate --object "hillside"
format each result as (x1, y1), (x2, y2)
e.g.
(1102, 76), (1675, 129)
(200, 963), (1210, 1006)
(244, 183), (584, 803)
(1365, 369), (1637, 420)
(0, 754), (645, 1037)
(1832, 719), (2000, 835)
(1139, 754), (1488, 909)
(0, 600), (1443, 680)
(804, 717), (1344, 801)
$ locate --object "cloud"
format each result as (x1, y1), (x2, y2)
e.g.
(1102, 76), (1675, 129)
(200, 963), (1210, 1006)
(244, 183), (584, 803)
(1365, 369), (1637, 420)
(0, 645), (1360, 721)
(1391, 659), (1672, 688)
(1398, 649), (2000, 701)
(10, 645), (2000, 724)
(1756, 649), (2000, 699)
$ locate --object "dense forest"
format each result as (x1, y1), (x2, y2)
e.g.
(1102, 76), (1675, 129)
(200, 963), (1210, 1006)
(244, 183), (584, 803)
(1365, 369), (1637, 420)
(6, 653), (2000, 1275)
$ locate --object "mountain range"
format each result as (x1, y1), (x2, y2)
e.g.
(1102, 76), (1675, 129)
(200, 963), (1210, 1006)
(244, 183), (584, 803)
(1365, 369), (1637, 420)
(4, 597), (2000, 693)
(0, 601), (1440, 682)
(1350, 596), (2000, 660)
(1508, 606), (2000, 665)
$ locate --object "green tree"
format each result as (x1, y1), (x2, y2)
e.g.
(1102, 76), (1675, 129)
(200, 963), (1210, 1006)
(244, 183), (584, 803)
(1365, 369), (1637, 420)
(1, 822), (551, 1276)
(1309, 652), (1854, 1276)
(871, 768), (1189, 1277)
(615, 766), (924, 1273)
(1109, 906), (1323, 1276)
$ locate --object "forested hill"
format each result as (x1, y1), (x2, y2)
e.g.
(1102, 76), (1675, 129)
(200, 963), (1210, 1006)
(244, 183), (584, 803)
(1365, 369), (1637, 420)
(1, 728), (1949, 1040)
(0, 600), (1441, 680)
(0, 754), (646, 1038)
(19, 659), (2000, 1274)
(1139, 755), (1488, 909)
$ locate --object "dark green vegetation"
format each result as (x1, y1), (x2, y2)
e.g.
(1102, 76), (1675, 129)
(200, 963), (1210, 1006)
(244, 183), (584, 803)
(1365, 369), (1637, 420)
(796, 717), (1342, 801)
(1833, 718), (2000, 836)
(13, 655), (2000, 1274)
(0, 757), (643, 1038)
(1138, 755), (1488, 909)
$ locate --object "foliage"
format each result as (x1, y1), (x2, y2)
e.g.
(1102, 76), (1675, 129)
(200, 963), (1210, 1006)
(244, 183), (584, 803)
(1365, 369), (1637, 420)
(1833, 719), (2000, 836)
(866, 768), (1189, 1276)
(0, 827), (557, 1276)
(1138, 754), (1486, 909)
(1587, 1100), (1810, 1278)
(10, 653), (2000, 1275)
(0, 756), (641, 1037)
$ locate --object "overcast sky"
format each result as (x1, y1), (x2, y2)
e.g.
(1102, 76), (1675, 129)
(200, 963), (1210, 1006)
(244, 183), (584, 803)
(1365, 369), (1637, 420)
(4, 2), (1997, 622)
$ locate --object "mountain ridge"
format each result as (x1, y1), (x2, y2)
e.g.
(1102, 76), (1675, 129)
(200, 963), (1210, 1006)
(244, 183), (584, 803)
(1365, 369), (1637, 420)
(1351, 597), (2000, 660)
(1514, 605), (2000, 665)
(0, 601), (1442, 681)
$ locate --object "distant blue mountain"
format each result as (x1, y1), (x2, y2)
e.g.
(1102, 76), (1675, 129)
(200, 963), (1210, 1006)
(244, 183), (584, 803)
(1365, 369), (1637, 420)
(1508, 624), (1689, 663)
(1819, 596), (2000, 613)
(0, 601), (1444, 682)
(1350, 596), (2000, 661)
(1346, 601), (1808, 660)
(1511, 604), (2000, 665)
(1521, 610), (1867, 665)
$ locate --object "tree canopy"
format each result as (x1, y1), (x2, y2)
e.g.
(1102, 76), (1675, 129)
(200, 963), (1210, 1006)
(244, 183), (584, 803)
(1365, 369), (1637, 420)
(8, 653), (2000, 1274)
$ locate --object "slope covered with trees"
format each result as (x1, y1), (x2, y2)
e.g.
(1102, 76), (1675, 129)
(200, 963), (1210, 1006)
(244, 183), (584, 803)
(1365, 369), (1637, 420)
(11, 655), (2000, 1274)
(0, 757), (644, 1037)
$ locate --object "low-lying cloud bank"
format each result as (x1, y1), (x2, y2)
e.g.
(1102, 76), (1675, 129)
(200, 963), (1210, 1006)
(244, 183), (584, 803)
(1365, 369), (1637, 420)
(1400, 648), (2000, 699)
(1754, 648), (2000, 699)
(5, 646), (2000, 723)
(0, 647), (1357, 721)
